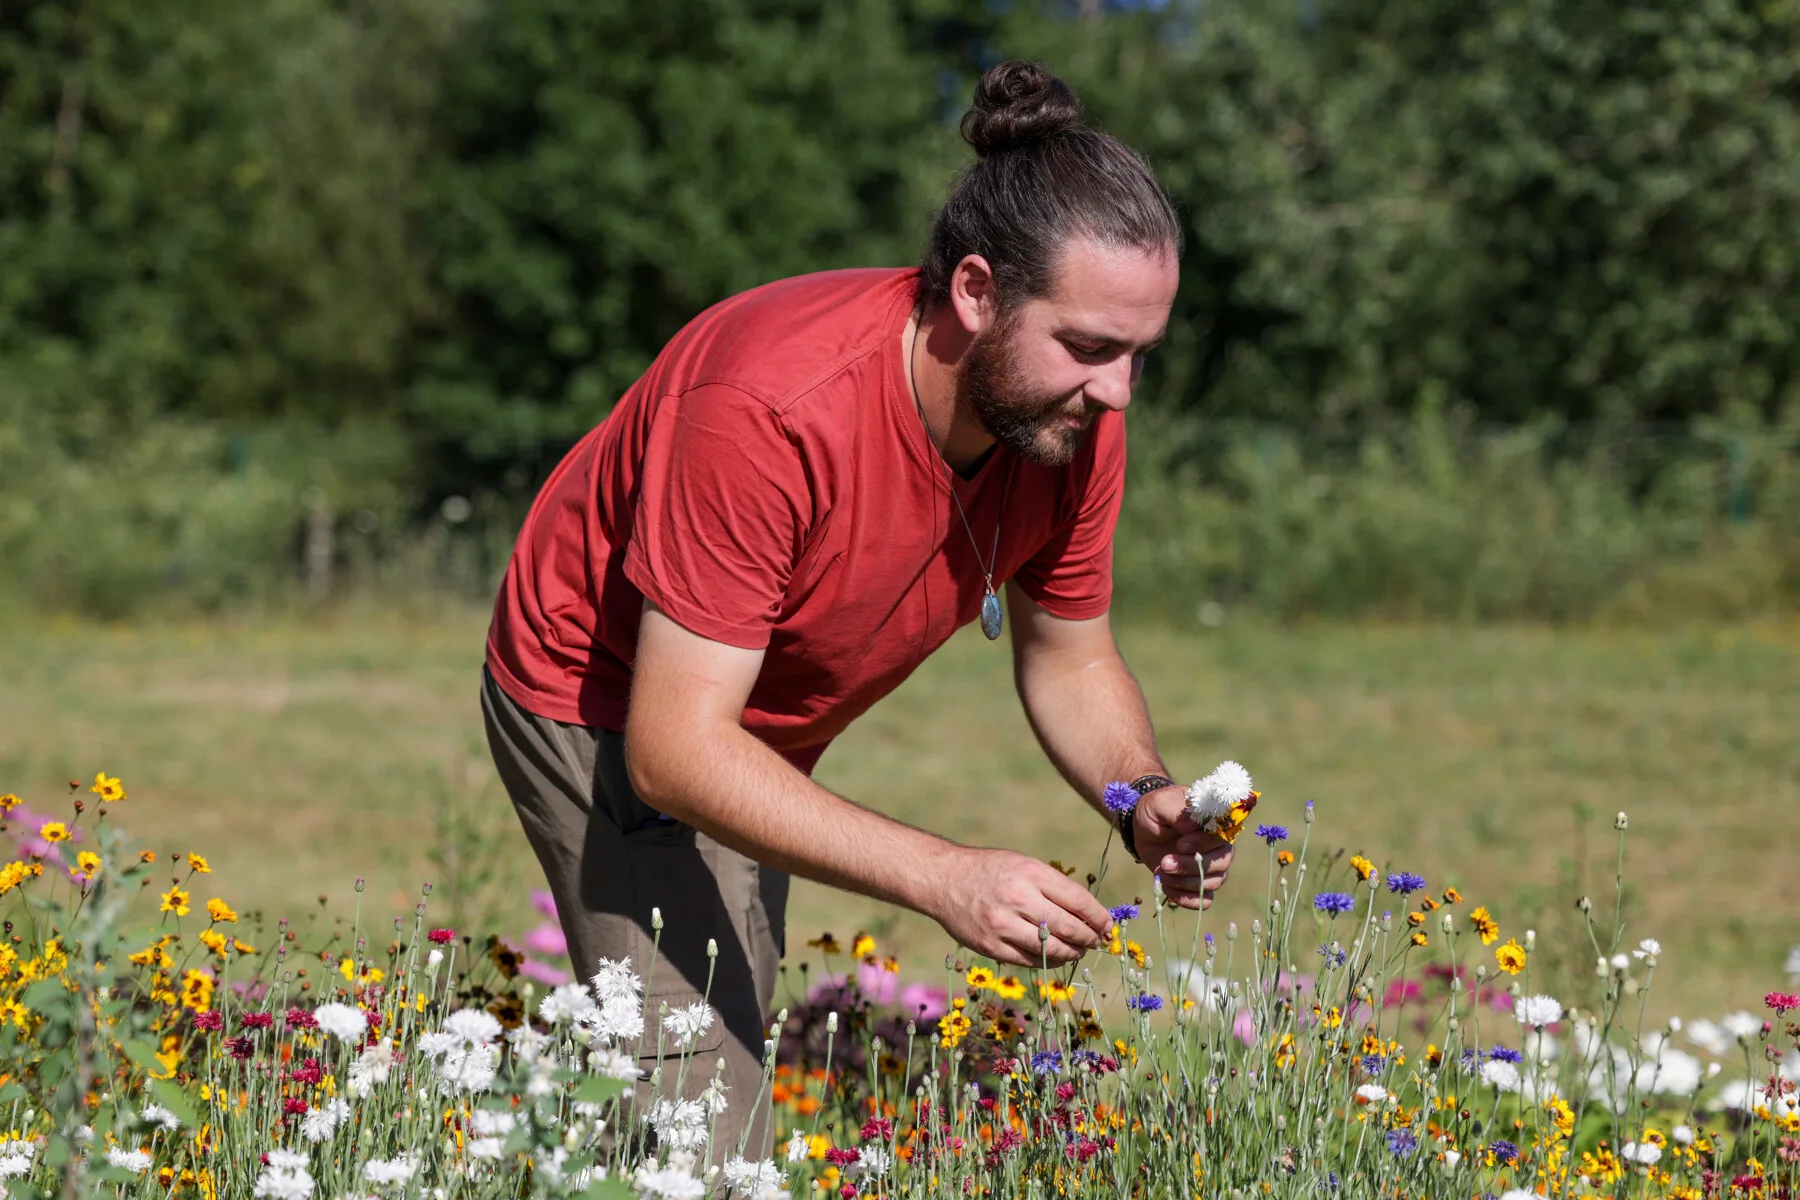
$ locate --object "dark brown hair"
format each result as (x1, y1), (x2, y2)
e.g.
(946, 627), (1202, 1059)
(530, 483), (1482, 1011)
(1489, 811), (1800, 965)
(919, 60), (1182, 312)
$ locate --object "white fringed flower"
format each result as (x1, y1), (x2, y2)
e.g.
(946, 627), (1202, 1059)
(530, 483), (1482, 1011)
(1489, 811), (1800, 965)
(634, 1151), (707, 1199)
(1185, 761), (1254, 822)
(347, 1037), (394, 1098)
(785, 1131), (810, 1163)
(644, 1098), (709, 1153)
(1621, 1141), (1662, 1165)
(298, 1098), (349, 1143)
(252, 1149), (314, 1200)
(363, 1153), (419, 1188)
(106, 1147), (153, 1173)
(539, 982), (598, 1025)
(1515, 994), (1563, 1029)
(311, 1002), (368, 1041)
(663, 1002), (714, 1049)
(592, 957), (643, 1003)
(723, 1156), (786, 1194)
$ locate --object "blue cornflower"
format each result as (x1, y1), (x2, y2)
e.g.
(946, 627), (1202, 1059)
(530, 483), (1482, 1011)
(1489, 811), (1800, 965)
(1255, 823), (1289, 845)
(1386, 1128), (1418, 1157)
(1317, 944), (1347, 968)
(1460, 1048), (1481, 1070)
(1030, 1050), (1064, 1076)
(1487, 1046), (1523, 1064)
(1361, 1054), (1386, 1075)
(1386, 871), (1427, 895)
(1488, 1139), (1519, 1165)
(1205, 933), (1215, 948)
(1102, 781), (1139, 814)
(1108, 904), (1140, 923)
(1314, 892), (1355, 915)
(1125, 993), (1163, 1013)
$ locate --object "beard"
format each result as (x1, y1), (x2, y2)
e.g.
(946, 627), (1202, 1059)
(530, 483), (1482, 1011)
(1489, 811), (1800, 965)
(960, 312), (1094, 468)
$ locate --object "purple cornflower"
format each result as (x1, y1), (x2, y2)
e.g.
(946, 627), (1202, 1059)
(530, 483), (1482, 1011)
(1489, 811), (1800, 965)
(1314, 892), (1355, 915)
(1488, 1139), (1519, 1165)
(1126, 993), (1163, 1013)
(1387, 1128), (1418, 1157)
(1204, 933), (1215, 948)
(1487, 1046), (1523, 1064)
(1255, 823), (1289, 845)
(1102, 782), (1139, 814)
(1386, 871), (1427, 895)
(1317, 944), (1347, 967)
(1361, 1054), (1386, 1075)
(1030, 1050), (1064, 1076)
(1108, 904), (1140, 923)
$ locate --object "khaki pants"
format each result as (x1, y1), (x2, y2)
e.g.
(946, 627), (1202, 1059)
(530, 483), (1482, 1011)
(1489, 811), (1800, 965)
(480, 667), (789, 1159)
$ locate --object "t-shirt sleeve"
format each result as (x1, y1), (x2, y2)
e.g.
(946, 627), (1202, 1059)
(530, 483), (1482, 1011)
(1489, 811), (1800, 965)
(1008, 412), (1125, 620)
(622, 384), (811, 650)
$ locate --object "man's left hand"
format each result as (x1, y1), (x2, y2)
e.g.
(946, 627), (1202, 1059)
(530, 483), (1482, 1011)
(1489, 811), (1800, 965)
(1131, 784), (1233, 910)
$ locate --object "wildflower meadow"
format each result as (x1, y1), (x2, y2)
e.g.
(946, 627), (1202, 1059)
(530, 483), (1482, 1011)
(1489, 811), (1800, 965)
(2, 765), (1797, 1200)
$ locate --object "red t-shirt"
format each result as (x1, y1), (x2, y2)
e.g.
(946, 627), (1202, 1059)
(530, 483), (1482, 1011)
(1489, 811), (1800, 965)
(486, 267), (1125, 775)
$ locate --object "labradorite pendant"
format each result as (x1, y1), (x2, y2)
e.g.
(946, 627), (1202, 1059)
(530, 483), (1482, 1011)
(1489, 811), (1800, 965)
(980, 588), (1003, 641)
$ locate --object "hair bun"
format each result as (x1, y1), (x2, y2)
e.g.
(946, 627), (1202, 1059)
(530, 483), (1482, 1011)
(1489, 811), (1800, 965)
(961, 60), (1085, 158)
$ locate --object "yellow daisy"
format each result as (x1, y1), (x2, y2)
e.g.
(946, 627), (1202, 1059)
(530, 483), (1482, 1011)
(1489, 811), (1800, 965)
(90, 773), (126, 802)
(38, 822), (70, 844)
(1494, 938), (1527, 975)
(160, 886), (191, 917)
(1470, 906), (1500, 945)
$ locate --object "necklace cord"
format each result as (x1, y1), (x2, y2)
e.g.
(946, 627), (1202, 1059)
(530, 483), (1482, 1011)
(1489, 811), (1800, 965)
(908, 314), (1006, 590)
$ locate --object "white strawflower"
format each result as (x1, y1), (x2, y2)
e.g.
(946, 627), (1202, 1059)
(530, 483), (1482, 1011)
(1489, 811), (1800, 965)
(591, 957), (643, 1003)
(723, 1157), (785, 1192)
(106, 1147), (153, 1173)
(0, 1155), (30, 1179)
(1633, 938), (1661, 961)
(442, 1008), (503, 1046)
(139, 1103), (181, 1131)
(363, 1154), (419, 1187)
(785, 1131), (810, 1163)
(539, 982), (597, 1024)
(1185, 761), (1254, 822)
(469, 1109), (516, 1137)
(1354, 1084), (1392, 1104)
(1673, 1125), (1695, 1145)
(1442, 1149), (1460, 1168)
(252, 1149), (314, 1200)
(1686, 1019), (1730, 1056)
(1620, 1141), (1662, 1165)
(1480, 1060), (1521, 1091)
(578, 994), (645, 1044)
(857, 1146), (893, 1178)
(427, 948), (444, 969)
(588, 1046), (641, 1081)
(632, 1158), (706, 1200)
(1516, 995), (1564, 1029)
(299, 1098), (350, 1144)
(311, 1002), (368, 1041)
(662, 1002), (715, 1049)
(644, 1097), (708, 1153)
(348, 1037), (394, 1098)
(1721, 1010), (1762, 1040)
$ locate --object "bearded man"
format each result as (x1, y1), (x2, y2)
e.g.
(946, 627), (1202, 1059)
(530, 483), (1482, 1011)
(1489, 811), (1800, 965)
(481, 60), (1233, 1152)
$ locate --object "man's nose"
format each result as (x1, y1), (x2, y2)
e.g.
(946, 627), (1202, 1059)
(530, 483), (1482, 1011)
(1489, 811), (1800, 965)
(1086, 356), (1136, 413)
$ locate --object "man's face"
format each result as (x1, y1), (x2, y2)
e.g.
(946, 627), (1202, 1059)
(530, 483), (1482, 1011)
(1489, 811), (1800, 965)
(961, 237), (1179, 468)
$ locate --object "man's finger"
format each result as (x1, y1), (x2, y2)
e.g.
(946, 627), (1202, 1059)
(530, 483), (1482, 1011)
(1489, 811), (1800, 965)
(1042, 870), (1115, 939)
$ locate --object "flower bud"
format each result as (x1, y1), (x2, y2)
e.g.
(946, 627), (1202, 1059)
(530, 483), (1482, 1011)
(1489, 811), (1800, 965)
(1304, 800), (1315, 824)
(1615, 811), (1628, 830)
(1577, 896), (1592, 913)
(707, 938), (718, 959)
(1252, 919), (1263, 937)
(651, 907), (663, 931)
(1380, 912), (1392, 933)
(1227, 922), (1238, 942)
(1270, 900), (1282, 916)
(1441, 912), (1455, 934)
(1443, 1150), (1461, 1169)
(827, 1012), (838, 1034)
(1524, 929), (1536, 950)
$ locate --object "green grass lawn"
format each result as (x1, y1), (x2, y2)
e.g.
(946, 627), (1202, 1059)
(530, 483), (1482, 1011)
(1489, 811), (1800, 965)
(2, 605), (1795, 1021)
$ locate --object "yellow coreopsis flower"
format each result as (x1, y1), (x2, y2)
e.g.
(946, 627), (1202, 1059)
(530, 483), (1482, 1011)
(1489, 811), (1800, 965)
(804, 932), (841, 956)
(70, 851), (102, 882)
(181, 969), (215, 1013)
(1038, 979), (1076, 1002)
(161, 886), (191, 916)
(965, 966), (996, 991)
(0, 999), (27, 1029)
(233, 939), (257, 955)
(1123, 941), (1146, 970)
(1495, 938), (1527, 975)
(38, 822), (70, 844)
(1350, 855), (1376, 881)
(90, 773), (126, 802)
(199, 930), (230, 958)
(206, 897), (237, 923)
(992, 974), (1027, 1001)
(0, 794), (17, 812)
(185, 852), (212, 874)
(850, 931), (876, 959)
(1470, 906), (1500, 945)
(0, 861), (35, 896)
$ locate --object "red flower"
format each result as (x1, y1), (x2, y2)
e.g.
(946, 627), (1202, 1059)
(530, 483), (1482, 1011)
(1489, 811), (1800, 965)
(282, 1097), (308, 1117)
(427, 928), (456, 945)
(224, 1035), (255, 1060)
(288, 1056), (323, 1084)
(192, 1011), (224, 1031)
(859, 1117), (894, 1141)
(1767, 991), (1800, 1015)
(823, 1147), (861, 1167)
(285, 1007), (318, 1030)
(241, 1012), (274, 1030)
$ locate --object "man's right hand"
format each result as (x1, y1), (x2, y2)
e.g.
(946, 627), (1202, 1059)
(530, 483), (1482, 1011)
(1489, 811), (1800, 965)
(925, 847), (1114, 967)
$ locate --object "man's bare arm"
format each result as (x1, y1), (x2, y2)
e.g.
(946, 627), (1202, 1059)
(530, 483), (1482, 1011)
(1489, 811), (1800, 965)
(1007, 586), (1232, 909)
(623, 601), (1113, 965)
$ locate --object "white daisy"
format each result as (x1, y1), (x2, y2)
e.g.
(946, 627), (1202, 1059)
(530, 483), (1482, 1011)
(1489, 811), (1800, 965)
(1515, 994), (1563, 1029)
(591, 957), (643, 1004)
(106, 1147), (153, 1173)
(363, 1154), (419, 1187)
(785, 1131), (810, 1163)
(539, 982), (598, 1025)
(662, 1002), (714, 1049)
(311, 1002), (368, 1041)
(1185, 761), (1253, 822)
(1620, 1141), (1662, 1165)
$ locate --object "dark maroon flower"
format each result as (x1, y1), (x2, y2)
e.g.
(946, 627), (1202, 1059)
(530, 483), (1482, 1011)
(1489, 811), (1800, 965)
(282, 1097), (308, 1117)
(192, 1011), (224, 1031)
(288, 1056), (323, 1084)
(284, 1007), (318, 1030)
(224, 1035), (255, 1060)
(427, 928), (456, 945)
(241, 1011), (274, 1030)
(823, 1147), (861, 1167)
(1055, 1081), (1077, 1103)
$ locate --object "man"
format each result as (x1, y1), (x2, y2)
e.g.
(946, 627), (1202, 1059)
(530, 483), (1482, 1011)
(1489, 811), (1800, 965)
(481, 60), (1232, 1155)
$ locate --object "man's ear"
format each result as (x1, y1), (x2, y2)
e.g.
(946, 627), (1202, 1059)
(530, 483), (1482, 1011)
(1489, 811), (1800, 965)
(947, 254), (1000, 336)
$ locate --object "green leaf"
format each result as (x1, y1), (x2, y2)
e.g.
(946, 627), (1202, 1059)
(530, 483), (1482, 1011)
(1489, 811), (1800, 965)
(41, 1133), (70, 1169)
(148, 1079), (201, 1130)
(19, 978), (67, 1014)
(572, 1076), (628, 1105)
(120, 1038), (167, 1076)
(0, 1083), (24, 1104)
(580, 1176), (635, 1200)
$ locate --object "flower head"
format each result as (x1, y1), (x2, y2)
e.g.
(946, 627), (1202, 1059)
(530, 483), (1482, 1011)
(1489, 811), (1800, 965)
(1314, 892), (1355, 915)
(1488, 1139), (1520, 1165)
(1470, 906), (1500, 945)
(1126, 993), (1163, 1013)
(1495, 939), (1527, 975)
(1108, 904), (1140, 923)
(1255, 824), (1289, 845)
(185, 852), (211, 874)
(207, 897), (237, 923)
(311, 1003), (368, 1041)
(1386, 871), (1426, 896)
(160, 886), (191, 916)
(1386, 1128), (1418, 1157)
(1767, 992), (1800, 1015)
(1516, 994), (1563, 1029)
(1102, 781), (1139, 814)
(38, 822), (69, 844)
(91, 773), (126, 802)
(427, 928), (456, 945)
(1030, 1049), (1064, 1076)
